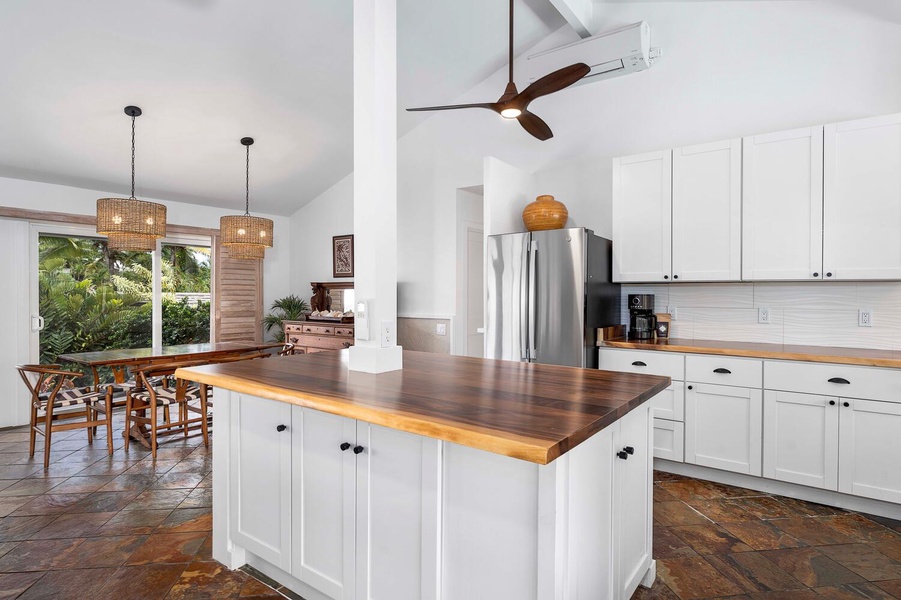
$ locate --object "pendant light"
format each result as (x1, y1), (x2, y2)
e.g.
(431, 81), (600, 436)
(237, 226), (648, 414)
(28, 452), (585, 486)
(96, 106), (167, 251)
(220, 137), (273, 260)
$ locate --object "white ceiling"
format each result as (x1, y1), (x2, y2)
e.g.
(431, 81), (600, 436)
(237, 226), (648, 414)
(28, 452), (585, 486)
(0, 0), (563, 216)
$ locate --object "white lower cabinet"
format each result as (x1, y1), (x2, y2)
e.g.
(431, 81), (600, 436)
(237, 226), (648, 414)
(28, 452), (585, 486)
(838, 398), (901, 504)
(685, 383), (762, 476)
(653, 418), (685, 462)
(224, 393), (654, 600)
(229, 394), (293, 571)
(763, 390), (838, 490)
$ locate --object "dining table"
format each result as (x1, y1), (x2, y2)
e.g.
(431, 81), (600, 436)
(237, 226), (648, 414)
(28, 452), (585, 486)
(58, 341), (283, 448)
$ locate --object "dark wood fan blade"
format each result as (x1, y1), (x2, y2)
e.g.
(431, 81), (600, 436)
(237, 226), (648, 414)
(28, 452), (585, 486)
(517, 111), (553, 141)
(517, 63), (590, 108)
(406, 103), (500, 113)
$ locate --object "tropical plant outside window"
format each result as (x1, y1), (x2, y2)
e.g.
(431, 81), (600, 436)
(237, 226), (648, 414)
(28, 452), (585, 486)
(39, 234), (212, 381)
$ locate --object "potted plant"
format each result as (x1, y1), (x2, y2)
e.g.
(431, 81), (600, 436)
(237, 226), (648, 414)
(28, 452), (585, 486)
(263, 295), (310, 343)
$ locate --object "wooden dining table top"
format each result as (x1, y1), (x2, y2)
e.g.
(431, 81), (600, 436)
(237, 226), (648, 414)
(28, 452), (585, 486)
(58, 341), (282, 367)
(178, 349), (671, 465)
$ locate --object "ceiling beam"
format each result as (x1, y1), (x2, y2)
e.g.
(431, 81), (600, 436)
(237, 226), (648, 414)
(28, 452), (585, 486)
(548, 0), (594, 38)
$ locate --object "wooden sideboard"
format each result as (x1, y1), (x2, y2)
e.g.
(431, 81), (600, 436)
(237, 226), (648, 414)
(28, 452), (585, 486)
(283, 320), (354, 354)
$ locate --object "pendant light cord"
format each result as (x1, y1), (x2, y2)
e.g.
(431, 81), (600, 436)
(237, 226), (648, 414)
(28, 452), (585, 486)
(130, 113), (137, 200)
(245, 143), (251, 216)
(508, 0), (514, 84)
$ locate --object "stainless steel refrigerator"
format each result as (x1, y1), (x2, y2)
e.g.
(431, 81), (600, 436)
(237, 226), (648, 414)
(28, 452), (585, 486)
(486, 227), (620, 369)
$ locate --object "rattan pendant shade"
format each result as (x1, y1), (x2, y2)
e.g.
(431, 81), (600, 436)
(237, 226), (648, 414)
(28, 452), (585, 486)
(220, 137), (273, 260)
(96, 106), (166, 251)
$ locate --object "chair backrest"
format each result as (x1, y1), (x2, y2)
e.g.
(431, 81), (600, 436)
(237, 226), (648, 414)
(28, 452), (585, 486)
(278, 343), (296, 356)
(15, 365), (82, 407)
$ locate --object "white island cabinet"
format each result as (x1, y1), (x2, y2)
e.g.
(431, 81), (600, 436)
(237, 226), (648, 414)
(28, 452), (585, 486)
(216, 391), (654, 600)
(187, 350), (668, 600)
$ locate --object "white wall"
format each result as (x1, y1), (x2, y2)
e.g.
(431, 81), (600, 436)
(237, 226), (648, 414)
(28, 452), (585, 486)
(290, 0), (901, 326)
(0, 175), (292, 317)
(288, 172), (354, 301)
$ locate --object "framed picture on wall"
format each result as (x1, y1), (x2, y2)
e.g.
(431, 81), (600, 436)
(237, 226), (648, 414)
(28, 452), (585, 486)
(333, 234), (354, 278)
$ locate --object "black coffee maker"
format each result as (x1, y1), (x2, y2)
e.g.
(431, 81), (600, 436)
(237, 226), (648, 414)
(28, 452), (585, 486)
(628, 294), (656, 340)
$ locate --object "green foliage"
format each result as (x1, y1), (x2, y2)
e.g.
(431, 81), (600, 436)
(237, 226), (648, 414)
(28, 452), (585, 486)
(263, 295), (310, 343)
(162, 299), (211, 345)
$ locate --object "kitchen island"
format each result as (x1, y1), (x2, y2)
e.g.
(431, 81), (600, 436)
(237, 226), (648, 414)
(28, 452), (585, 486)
(178, 350), (670, 600)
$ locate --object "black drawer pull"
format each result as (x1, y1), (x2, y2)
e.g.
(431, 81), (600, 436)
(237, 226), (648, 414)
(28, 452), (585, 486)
(631, 361), (647, 367)
(616, 451), (629, 460)
(340, 442), (351, 451)
(276, 424), (287, 432)
(828, 377), (851, 385)
(829, 400), (836, 406)
(687, 385), (693, 390)
(624, 446), (635, 455)
(353, 445), (364, 455)
(713, 368), (731, 374)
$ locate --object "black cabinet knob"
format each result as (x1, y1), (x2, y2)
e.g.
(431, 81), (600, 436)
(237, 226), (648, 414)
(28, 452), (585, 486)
(829, 400), (836, 406)
(616, 450), (629, 460)
(276, 424), (287, 432)
(843, 402), (850, 408)
(813, 272), (819, 278)
(713, 368), (732, 374)
(353, 445), (364, 454)
(663, 275), (669, 280)
(632, 361), (647, 367)
(826, 272), (833, 277)
(340, 442), (351, 451)
(673, 275), (679, 280)
(624, 446), (635, 455)
(687, 385), (693, 390)
(828, 377), (851, 385)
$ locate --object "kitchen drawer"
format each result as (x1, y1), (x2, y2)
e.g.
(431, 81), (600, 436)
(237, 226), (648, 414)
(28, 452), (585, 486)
(303, 324), (335, 335)
(765, 360), (901, 403)
(284, 322), (304, 334)
(598, 348), (684, 381)
(306, 347), (330, 353)
(650, 382), (685, 422)
(335, 327), (354, 338)
(686, 355), (762, 388)
(653, 418), (684, 463)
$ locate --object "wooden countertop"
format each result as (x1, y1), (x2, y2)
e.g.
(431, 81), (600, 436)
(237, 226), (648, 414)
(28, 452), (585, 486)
(177, 350), (670, 465)
(600, 338), (901, 368)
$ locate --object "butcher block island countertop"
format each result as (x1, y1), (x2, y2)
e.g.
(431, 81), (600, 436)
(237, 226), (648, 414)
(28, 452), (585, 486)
(601, 337), (901, 368)
(177, 349), (670, 465)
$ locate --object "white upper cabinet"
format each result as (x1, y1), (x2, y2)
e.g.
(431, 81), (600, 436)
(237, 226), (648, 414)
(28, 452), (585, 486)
(824, 113), (901, 280)
(613, 151), (672, 282)
(672, 139), (742, 281)
(742, 127), (824, 280)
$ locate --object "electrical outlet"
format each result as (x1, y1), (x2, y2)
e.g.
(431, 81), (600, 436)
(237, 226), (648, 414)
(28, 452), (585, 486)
(859, 309), (873, 327)
(667, 306), (677, 320)
(758, 307), (770, 324)
(436, 323), (447, 336)
(381, 320), (395, 347)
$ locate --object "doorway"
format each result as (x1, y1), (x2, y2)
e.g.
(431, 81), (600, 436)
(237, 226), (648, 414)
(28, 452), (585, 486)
(454, 187), (484, 357)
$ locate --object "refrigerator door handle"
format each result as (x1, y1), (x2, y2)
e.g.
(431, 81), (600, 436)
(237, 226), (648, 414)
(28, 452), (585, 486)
(528, 240), (538, 360)
(520, 247), (529, 361)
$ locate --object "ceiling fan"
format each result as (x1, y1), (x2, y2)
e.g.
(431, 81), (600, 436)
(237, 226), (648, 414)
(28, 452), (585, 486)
(406, 0), (589, 141)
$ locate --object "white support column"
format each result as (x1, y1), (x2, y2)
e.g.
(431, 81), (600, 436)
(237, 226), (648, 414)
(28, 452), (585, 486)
(349, 0), (403, 373)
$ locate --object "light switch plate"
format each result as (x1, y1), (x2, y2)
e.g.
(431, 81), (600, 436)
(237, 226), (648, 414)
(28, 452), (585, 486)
(436, 323), (447, 336)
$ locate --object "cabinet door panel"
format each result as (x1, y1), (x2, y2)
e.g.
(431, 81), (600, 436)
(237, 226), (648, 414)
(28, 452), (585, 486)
(649, 382), (684, 422)
(357, 423), (437, 600)
(824, 114), (901, 279)
(763, 391), (838, 490)
(672, 139), (741, 281)
(838, 398), (901, 503)
(653, 418), (685, 462)
(613, 151), (672, 282)
(291, 408), (356, 599)
(685, 384), (762, 476)
(742, 127), (824, 280)
(229, 394), (292, 570)
(615, 405), (653, 599)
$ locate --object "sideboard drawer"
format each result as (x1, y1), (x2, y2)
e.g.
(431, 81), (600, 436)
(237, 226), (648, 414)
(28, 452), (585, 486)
(686, 355), (762, 388)
(284, 322), (304, 334)
(765, 360), (901, 403)
(598, 348), (684, 381)
(335, 327), (354, 338)
(303, 325), (334, 335)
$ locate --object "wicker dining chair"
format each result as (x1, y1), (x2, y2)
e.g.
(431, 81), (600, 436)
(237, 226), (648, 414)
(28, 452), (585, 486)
(16, 364), (114, 468)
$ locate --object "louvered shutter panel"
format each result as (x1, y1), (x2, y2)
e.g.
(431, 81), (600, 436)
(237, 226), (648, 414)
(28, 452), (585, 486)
(213, 236), (263, 343)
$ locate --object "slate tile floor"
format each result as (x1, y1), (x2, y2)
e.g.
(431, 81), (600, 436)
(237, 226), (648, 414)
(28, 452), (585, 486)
(0, 420), (292, 600)
(633, 471), (901, 600)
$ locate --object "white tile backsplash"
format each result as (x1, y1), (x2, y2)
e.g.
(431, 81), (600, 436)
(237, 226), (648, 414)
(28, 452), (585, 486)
(622, 281), (901, 349)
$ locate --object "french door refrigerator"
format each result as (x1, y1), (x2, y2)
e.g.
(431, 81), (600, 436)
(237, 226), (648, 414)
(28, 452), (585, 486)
(486, 227), (620, 369)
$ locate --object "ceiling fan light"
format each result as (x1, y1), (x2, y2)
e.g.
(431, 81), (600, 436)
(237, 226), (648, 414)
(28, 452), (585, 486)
(501, 107), (522, 119)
